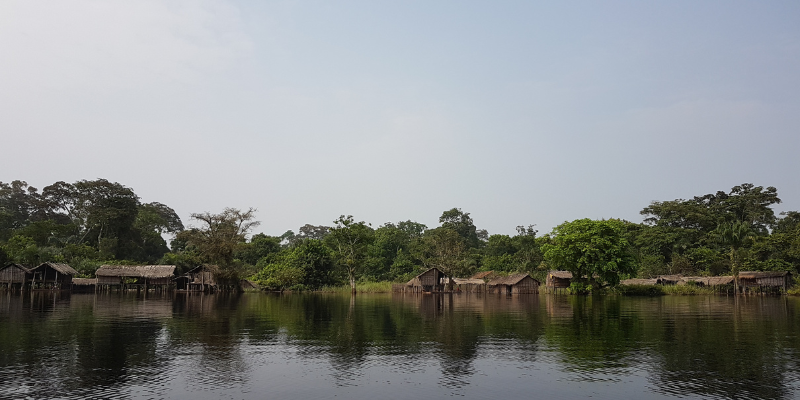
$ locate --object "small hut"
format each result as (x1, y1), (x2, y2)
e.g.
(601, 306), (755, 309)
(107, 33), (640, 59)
(470, 271), (497, 281)
(95, 265), (176, 291)
(0, 264), (31, 290)
(620, 278), (658, 286)
(737, 271), (791, 294)
(29, 263), (78, 290)
(488, 274), (540, 294)
(396, 268), (448, 293)
(452, 278), (486, 293)
(656, 275), (683, 285)
(71, 278), (97, 292)
(546, 271), (573, 293)
(175, 265), (219, 292)
(680, 276), (735, 287)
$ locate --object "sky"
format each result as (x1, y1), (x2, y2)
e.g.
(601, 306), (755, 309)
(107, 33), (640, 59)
(1, 0), (799, 237)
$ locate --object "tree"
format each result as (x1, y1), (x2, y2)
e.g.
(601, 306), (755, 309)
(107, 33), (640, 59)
(713, 220), (754, 291)
(542, 219), (635, 292)
(439, 208), (481, 248)
(253, 239), (335, 290)
(419, 227), (471, 282)
(326, 215), (374, 293)
(176, 208), (260, 284)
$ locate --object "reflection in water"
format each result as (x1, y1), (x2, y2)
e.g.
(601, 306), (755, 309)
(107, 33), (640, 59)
(0, 291), (799, 399)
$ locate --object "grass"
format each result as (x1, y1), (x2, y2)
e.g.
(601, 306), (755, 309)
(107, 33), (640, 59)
(661, 284), (718, 295)
(786, 286), (800, 296)
(613, 284), (665, 296)
(316, 281), (394, 293)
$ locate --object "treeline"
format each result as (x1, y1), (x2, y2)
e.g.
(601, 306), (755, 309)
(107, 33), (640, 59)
(2, 180), (799, 290)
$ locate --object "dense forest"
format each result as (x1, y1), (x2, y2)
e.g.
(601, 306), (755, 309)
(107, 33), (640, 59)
(1, 179), (799, 290)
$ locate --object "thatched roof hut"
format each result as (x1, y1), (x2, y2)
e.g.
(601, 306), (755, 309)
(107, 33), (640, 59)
(620, 278), (658, 286)
(29, 263), (78, 289)
(0, 263), (31, 286)
(546, 271), (572, 292)
(656, 275), (683, 285)
(488, 274), (540, 294)
(95, 265), (176, 287)
(71, 278), (97, 292)
(470, 271), (497, 281)
(680, 276), (735, 286)
(175, 265), (219, 292)
(452, 277), (486, 293)
(395, 268), (448, 293)
(738, 271), (791, 292)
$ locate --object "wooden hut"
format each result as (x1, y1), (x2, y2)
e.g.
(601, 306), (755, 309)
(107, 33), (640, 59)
(29, 263), (78, 290)
(0, 264), (31, 290)
(546, 271), (572, 293)
(488, 274), (540, 294)
(395, 268), (448, 293)
(680, 276), (734, 287)
(71, 278), (97, 292)
(174, 265), (219, 292)
(470, 271), (497, 281)
(620, 278), (658, 286)
(656, 275), (683, 285)
(738, 271), (791, 294)
(452, 278), (486, 293)
(95, 265), (176, 291)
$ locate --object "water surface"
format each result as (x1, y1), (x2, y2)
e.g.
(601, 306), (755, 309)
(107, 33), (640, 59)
(1, 291), (799, 399)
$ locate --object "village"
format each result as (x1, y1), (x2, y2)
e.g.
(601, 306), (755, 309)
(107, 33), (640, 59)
(0, 262), (793, 295)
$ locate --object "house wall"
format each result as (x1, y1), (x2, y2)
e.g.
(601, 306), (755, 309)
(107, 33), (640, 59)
(511, 277), (539, 294)
(0, 266), (28, 283)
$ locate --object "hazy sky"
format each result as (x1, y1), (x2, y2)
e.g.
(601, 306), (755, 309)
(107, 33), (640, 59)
(2, 1), (799, 237)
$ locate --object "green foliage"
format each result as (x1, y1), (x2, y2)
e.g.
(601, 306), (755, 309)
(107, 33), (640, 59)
(614, 284), (665, 296)
(175, 207), (259, 282)
(254, 239), (336, 291)
(326, 215), (374, 291)
(661, 285), (716, 295)
(543, 219), (636, 288)
(439, 208), (482, 248)
(2, 235), (41, 266)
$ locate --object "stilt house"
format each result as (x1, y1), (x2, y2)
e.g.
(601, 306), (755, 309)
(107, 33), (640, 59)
(71, 278), (97, 292)
(487, 274), (540, 294)
(175, 265), (219, 292)
(0, 264), (31, 290)
(396, 268), (449, 293)
(95, 265), (176, 291)
(452, 278), (486, 293)
(546, 271), (572, 293)
(29, 263), (78, 290)
(738, 271), (791, 293)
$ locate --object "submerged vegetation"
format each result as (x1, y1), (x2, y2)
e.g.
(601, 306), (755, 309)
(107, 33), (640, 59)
(1, 179), (799, 293)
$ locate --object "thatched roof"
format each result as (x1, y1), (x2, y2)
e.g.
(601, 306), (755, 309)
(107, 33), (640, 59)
(72, 278), (97, 286)
(488, 274), (535, 286)
(739, 271), (789, 279)
(470, 271), (495, 280)
(549, 271), (573, 279)
(184, 264), (220, 275)
(96, 265), (176, 279)
(681, 276), (735, 286)
(657, 274), (683, 283)
(1, 263), (30, 273)
(452, 278), (486, 285)
(620, 278), (658, 285)
(33, 262), (78, 275)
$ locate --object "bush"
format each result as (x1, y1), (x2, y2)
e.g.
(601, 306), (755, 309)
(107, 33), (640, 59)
(661, 285), (715, 295)
(615, 284), (665, 296)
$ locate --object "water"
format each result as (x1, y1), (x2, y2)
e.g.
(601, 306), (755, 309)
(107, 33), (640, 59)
(1, 292), (799, 399)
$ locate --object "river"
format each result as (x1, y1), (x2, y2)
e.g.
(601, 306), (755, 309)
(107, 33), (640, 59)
(1, 291), (799, 399)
